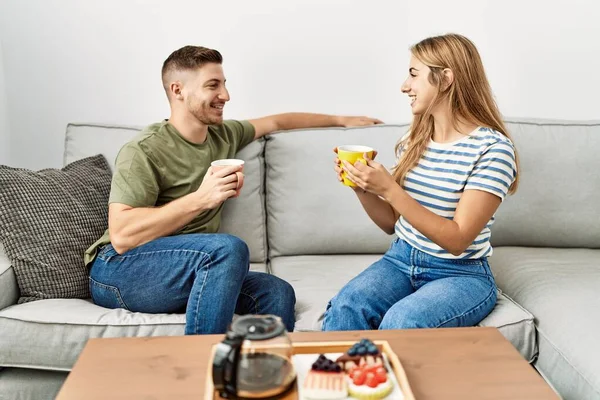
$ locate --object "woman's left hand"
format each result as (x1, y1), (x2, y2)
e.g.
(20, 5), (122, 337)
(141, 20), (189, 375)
(341, 154), (396, 198)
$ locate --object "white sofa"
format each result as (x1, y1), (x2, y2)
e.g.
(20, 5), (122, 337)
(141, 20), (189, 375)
(1, 119), (599, 400)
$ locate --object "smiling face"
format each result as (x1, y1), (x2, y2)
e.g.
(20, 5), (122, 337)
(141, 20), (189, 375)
(181, 63), (230, 125)
(401, 56), (438, 115)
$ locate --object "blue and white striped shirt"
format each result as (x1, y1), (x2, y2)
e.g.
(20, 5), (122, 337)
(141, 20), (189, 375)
(395, 127), (517, 259)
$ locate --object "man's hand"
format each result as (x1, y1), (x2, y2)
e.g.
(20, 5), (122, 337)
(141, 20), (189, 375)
(336, 116), (384, 127)
(194, 165), (242, 209)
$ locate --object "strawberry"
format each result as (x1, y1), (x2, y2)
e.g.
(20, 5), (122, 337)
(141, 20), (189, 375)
(365, 372), (378, 388)
(375, 367), (387, 383)
(364, 364), (379, 374)
(352, 370), (366, 386)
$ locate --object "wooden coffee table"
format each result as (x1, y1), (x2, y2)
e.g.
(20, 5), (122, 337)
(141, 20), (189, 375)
(56, 327), (558, 399)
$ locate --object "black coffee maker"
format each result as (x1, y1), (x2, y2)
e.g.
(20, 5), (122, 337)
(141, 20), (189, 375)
(212, 315), (296, 399)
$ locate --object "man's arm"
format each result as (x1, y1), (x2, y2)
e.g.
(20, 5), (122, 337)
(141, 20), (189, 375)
(249, 113), (383, 140)
(109, 165), (242, 254)
(109, 196), (205, 254)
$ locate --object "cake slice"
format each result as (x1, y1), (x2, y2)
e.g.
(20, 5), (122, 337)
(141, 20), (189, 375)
(302, 354), (348, 399)
(336, 338), (383, 372)
(347, 364), (394, 400)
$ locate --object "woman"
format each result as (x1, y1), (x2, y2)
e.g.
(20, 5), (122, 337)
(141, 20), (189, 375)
(322, 33), (519, 331)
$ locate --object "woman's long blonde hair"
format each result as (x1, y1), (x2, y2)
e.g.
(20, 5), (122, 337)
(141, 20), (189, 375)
(393, 33), (519, 194)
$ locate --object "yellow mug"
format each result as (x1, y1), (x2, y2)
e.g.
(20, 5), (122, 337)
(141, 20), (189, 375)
(337, 145), (375, 187)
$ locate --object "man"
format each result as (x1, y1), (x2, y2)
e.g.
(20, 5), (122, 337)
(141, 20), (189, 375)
(84, 45), (382, 335)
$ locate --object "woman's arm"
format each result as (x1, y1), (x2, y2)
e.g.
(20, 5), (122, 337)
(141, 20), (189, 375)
(342, 158), (502, 256)
(383, 186), (501, 256)
(354, 190), (399, 235)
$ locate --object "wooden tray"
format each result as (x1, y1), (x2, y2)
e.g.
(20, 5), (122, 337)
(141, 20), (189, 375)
(205, 340), (416, 400)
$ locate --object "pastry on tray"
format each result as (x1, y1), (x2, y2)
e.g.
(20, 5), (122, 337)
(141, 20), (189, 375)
(302, 354), (348, 399)
(347, 364), (393, 400)
(336, 338), (383, 372)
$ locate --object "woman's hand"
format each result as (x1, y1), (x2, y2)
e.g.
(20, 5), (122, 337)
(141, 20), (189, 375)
(333, 147), (344, 183)
(333, 147), (363, 191)
(333, 147), (379, 192)
(341, 152), (395, 197)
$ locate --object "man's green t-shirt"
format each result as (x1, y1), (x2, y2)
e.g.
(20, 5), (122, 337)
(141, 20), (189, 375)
(84, 119), (256, 266)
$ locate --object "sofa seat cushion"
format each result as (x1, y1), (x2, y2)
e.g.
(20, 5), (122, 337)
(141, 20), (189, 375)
(271, 255), (536, 362)
(0, 299), (185, 371)
(0, 368), (68, 400)
(0, 261), (268, 371)
(490, 247), (600, 400)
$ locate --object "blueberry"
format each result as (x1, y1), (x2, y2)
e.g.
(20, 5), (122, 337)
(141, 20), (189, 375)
(311, 362), (319, 370)
(348, 347), (357, 356)
(367, 345), (378, 354)
(357, 346), (367, 355)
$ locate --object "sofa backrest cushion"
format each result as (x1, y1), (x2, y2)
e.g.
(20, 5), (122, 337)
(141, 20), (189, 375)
(491, 119), (600, 249)
(265, 120), (600, 257)
(64, 123), (268, 262)
(265, 125), (408, 257)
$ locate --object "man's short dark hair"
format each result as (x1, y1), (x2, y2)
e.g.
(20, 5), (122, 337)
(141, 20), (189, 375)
(161, 46), (223, 95)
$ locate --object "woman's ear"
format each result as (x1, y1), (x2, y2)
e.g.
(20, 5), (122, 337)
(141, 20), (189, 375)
(442, 68), (454, 91)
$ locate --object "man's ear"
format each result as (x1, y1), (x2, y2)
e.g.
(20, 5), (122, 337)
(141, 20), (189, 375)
(170, 81), (184, 100)
(442, 68), (454, 91)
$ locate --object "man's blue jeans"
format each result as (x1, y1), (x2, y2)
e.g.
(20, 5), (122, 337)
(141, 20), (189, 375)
(322, 238), (497, 331)
(89, 234), (296, 334)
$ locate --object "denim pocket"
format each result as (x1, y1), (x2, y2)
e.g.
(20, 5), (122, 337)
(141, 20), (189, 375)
(97, 244), (117, 260)
(89, 277), (129, 310)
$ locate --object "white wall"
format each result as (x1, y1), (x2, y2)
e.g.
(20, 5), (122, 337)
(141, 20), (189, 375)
(0, 0), (598, 169)
(0, 38), (10, 165)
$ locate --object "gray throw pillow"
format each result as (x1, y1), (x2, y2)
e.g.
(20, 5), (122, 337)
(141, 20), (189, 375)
(0, 155), (111, 303)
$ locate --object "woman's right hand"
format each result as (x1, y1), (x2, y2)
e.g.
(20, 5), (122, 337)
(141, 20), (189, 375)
(333, 147), (344, 184)
(333, 147), (378, 191)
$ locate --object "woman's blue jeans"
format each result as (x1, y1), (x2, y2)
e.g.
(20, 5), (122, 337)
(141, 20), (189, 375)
(89, 233), (296, 334)
(322, 238), (497, 331)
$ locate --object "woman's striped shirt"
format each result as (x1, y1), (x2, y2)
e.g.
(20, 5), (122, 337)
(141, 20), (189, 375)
(395, 127), (517, 259)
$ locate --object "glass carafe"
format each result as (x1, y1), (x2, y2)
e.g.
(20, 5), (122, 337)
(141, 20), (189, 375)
(212, 315), (296, 399)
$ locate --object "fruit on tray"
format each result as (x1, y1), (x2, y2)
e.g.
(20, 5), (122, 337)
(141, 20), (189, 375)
(336, 338), (383, 372)
(347, 364), (393, 400)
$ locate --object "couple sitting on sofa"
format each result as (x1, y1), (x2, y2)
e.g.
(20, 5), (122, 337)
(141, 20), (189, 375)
(85, 33), (518, 336)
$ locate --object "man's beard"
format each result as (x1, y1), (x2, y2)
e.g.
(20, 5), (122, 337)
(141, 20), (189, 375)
(188, 100), (223, 125)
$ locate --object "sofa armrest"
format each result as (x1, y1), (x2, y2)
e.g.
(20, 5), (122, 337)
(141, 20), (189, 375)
(0, 243), (19, 310)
